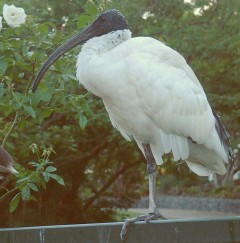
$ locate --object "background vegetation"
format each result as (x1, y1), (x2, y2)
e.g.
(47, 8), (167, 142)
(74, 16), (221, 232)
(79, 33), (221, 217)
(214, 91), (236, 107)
(0, 0), (239, 227)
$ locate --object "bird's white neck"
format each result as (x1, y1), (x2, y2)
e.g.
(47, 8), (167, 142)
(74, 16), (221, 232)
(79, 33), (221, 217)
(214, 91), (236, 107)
(81, 29), (132, 53)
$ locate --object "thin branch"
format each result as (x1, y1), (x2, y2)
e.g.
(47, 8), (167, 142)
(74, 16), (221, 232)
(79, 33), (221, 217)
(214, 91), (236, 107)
(83, 159), (141, 210)
(0, 185), (9, 193)
(1, 112), (19, 148)
(57, 138), (109, 168)
(0, 183), (22, 201)
(0, 171), (37, 202)
(26, 60), (36, 94)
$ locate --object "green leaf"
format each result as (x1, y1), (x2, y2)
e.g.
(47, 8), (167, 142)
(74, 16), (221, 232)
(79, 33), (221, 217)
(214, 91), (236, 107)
(40, 91), (52, 101)
(22, 42), (29, 55)
(78, 113), (87, 130)
(14, 52), (23, 62)
(16, 177), (29, 184)
(24, 106), (36, 118)
(31, 93), (42, 106)
(45, 166), (57, 173)
(77, 2), (98, 29)
(67, 74), (77, 81)
(49, 173), (65, 186)
(0, 42), (4, 51)
(86, 1), (98, 16)
(37, 23), (49, 36)
(0, 59), (8, 75)
(21, 185), (30, 200)
(32, 49), (46, 62)
(18, 72), (24, 78)
(13, 102), (22, 111)
(40, 177), (47, 190)
(77, 15), (92, 29)
(42, 172), (50, 182)
(41, 109), (53, 118)
(0, 83), (5, 96)
(28, 183), (39, 192)
(10, 193), (21, 213)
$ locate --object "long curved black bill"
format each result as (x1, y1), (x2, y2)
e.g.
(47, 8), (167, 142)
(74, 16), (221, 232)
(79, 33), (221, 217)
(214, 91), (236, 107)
(31, 24), (95, 92)
(31, 9), (128, 92)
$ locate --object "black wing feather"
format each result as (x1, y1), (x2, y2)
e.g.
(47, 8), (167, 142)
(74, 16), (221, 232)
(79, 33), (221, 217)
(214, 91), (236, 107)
(212, 110), (234, 165)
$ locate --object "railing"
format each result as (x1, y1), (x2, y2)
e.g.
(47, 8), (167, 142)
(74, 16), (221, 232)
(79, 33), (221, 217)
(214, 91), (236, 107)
(1, 217), (240, 243)
(134, 195), (240, 214)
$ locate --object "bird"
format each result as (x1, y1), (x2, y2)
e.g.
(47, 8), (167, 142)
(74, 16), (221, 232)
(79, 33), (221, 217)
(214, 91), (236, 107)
(31, 9), (234, 239)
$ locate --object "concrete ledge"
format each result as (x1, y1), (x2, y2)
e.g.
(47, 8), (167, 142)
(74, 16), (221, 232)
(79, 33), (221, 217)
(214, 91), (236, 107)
(134, 195), (240, 213)
(1, 217), (240, 243)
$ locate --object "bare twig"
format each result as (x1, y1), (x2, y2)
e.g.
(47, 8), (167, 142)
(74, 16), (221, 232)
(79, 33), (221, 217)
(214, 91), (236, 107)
(1, 112), (19, 148)
(0, 185), (9, 193)
(83, 159), (141, 210)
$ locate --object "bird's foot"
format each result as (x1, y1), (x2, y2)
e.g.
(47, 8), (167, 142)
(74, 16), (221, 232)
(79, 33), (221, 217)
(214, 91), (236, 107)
(120, 208), (166, 240)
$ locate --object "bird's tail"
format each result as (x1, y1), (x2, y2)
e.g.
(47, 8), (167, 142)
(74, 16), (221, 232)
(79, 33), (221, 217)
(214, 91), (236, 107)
(212, 110), (234, 167)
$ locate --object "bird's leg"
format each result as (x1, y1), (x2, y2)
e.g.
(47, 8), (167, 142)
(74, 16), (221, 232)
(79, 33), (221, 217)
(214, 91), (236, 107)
(120, 143), (166, 240)
(143, 143), (166, 221)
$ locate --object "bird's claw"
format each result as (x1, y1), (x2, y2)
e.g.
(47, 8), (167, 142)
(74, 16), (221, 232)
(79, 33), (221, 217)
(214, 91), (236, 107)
(120, 210), (166, 240)
(144, 211), (165, 223)
(144, 213), (153, 223)
(120, 222), (128, 240)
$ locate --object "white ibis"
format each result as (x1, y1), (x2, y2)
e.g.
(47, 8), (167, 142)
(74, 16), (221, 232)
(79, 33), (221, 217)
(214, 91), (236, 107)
(32, 9), (233, 239)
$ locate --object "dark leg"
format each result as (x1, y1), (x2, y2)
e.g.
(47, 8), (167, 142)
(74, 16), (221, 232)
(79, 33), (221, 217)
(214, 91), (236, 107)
(143, 143), (156, 174)
(120, 143), (166, 240)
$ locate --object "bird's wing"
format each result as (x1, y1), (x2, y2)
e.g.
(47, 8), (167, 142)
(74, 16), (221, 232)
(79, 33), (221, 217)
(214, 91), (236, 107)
(124, 37), (215, 145)
(79, 36), (227, 172)
(114, 37), (228, 168)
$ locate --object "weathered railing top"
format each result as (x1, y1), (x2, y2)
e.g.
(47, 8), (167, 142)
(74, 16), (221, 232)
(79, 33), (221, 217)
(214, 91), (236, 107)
(1, 217), (240, 243)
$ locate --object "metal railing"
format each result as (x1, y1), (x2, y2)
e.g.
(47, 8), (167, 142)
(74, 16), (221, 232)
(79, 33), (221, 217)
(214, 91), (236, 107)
(1, 217), (240, 243)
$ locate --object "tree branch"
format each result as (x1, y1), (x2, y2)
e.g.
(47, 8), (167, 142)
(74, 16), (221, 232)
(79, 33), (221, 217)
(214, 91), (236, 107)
(83, 158), (141, 210)
(1, 112), (19, 148)
(57, 137), (109, 168)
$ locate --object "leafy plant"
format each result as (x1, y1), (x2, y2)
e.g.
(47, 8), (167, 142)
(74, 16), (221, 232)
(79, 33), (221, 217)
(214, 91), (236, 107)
(2, 144), (64, 213)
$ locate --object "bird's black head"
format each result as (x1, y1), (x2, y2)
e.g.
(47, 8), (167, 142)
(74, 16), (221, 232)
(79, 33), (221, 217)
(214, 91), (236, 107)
(91, 9), (128, 36)
(31, 9), (128, 92)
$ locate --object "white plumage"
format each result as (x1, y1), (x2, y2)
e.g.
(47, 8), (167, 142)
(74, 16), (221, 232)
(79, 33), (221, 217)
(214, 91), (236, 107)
(77, 29), (228, 176)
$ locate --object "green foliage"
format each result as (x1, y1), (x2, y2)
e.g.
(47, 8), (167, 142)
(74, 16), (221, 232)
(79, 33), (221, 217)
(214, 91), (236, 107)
(2, 145), (64, 213)
(0, 1), (87, 222)
(0, 0), (142, 227)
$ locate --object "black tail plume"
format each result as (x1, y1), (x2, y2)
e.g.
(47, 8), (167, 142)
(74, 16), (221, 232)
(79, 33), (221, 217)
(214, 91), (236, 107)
(212, 110), (234, 166)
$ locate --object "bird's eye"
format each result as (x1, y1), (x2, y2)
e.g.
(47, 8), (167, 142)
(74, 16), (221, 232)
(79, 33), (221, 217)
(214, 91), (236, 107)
(99, 16), (105, 22)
